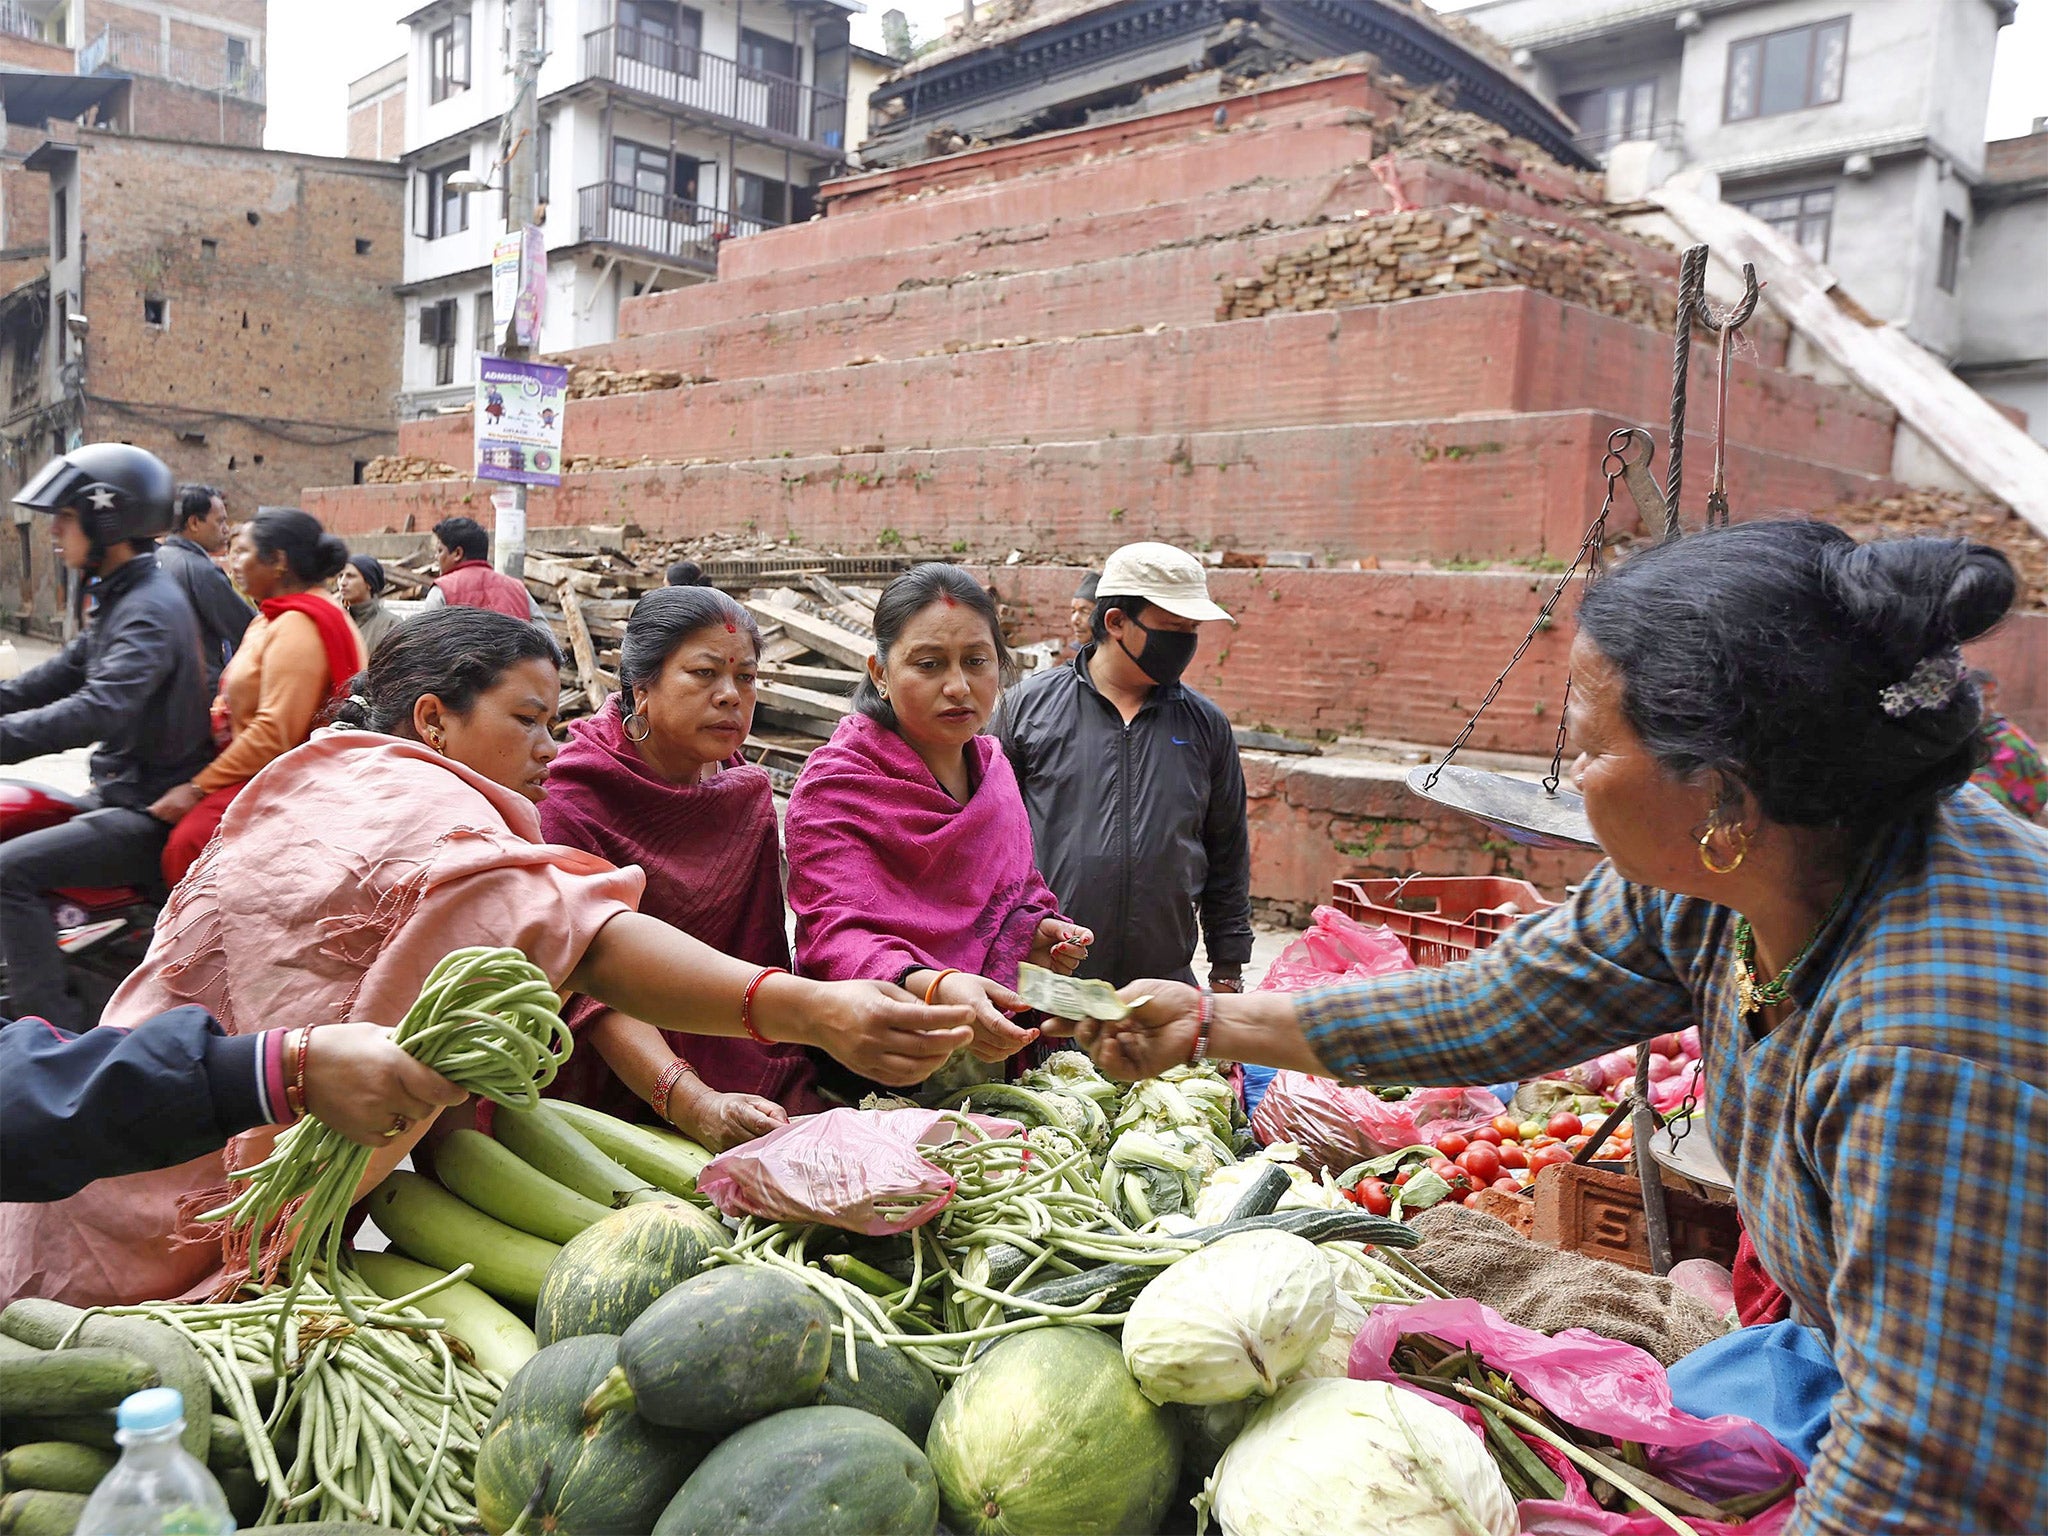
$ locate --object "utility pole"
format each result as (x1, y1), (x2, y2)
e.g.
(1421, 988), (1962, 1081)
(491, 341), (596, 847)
(496, 0), (540, 584)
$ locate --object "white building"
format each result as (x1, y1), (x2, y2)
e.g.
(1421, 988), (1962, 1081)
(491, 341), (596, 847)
(396, 0), (856, 417)
(1451, 0), (2016, 373)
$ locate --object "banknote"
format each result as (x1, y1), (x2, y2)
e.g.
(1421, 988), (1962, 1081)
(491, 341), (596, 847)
(1016, 962), (1140, 1021)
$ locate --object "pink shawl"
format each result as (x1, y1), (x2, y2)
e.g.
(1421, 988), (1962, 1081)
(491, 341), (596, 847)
(785, 713), (1060, 989)
(0, 732), (644, 1308)
(536, 703), (819, 1119)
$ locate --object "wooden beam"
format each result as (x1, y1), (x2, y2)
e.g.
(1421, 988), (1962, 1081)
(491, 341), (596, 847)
(760, 663), (860, 692)
(525, 554), (605, 595)
(756, 679), (852, 722)
(558, 579), (610, 712)
(744, 598), (875, 671)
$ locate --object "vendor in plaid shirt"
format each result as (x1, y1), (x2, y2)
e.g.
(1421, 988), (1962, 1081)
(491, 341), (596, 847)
(1071, 521), (2048, 1536)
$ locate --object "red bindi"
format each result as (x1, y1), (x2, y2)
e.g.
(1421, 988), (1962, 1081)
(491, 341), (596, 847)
(941, 593), (959, 607)
(725, 621), (737, 633)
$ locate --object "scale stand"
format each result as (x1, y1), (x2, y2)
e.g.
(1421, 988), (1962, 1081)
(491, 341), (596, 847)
(1405, 243), (1760, 1271)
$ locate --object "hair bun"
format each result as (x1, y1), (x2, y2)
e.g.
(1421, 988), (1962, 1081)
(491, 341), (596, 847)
(1822, 536), (2016, 668)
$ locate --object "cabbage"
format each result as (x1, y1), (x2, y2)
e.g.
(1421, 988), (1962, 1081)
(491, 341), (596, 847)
(1122, 1230), (1336, 1404)
(1198, 1377), (1518, 1536)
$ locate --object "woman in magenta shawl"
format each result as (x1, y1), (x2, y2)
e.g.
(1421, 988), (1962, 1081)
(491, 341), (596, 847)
(786, 565), (1093, 1092)
(539, 586), (822, 1150)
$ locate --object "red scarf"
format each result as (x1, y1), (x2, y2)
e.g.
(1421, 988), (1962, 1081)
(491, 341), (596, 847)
(260, 593), (363, 702)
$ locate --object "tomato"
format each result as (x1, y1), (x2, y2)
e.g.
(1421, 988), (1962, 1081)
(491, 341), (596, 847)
(1497, 1143), (1528, 1170)
(1462, 1192), (1487, 1208)
(1491, 1114), (1522, 1142)
(1434, 1132), (1470, 1159)
(1393, 1168), (1413, 1186)
(1529, 1144), (1573, 1172)
(1491, 1177), (1523, 1194)
(1457, 1144), (1503, 1184)
(1355, 1177), (1393, 1217)
(1564, 1135), (1589, 1153)
(1528, 1135), (1561, 1151)
(1467, 1126), (1503, 1146)
(1437, 1166), (1474, 1196)
(1546, 1111), (1584, 1140)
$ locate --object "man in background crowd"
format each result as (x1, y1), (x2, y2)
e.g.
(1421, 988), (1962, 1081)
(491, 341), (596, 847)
(1068, 571), (1099, 657)
(157, 483), (254, 693)
(422, 516), (539, 620)
(997, 542), (1252, 992)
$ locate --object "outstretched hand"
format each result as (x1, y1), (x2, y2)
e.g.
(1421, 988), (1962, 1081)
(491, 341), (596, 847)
(808, 978), (976, 1086)
(1059, 979), (1201, 1081)
(1030, 918), (1094, 976)
(302, 1023), (469, 1147)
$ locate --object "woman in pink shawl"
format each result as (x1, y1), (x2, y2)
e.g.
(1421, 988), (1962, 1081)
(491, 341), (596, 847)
(786, 565), (1093, 1092)
(0, 608), (973, 1308)
(539, 586), (822, 1149)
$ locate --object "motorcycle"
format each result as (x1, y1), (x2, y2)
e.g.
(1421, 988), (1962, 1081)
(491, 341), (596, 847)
(0, 778), (160, 1025)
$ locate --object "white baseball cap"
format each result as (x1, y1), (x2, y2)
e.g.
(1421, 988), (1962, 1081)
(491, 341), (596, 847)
(1097, 542), (1235, 623)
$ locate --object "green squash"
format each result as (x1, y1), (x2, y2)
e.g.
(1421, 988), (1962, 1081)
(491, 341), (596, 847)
(475, 1334), (708, 1536)
(816, 1335), (942, 1447)
(534, 1201), (728, 1346)
(654, 1406), (938, 1536)
(926, 1327), (1181, 1536)
(586, 1267), (834, 1437)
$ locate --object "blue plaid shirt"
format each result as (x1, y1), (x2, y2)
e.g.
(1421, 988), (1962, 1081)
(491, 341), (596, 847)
(1297, 787), (2048, 1535)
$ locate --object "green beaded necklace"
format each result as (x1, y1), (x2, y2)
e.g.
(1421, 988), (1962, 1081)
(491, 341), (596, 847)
(1733, 889), (1847, 1019)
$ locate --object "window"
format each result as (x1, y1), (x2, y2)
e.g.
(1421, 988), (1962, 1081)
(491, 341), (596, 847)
(142, 298), (166, 327)
(53, 293), (66, 361)
(1726, 18), (1847, 122)
(672, 153), (700, 207)
(353, 460), (370, 484)
(226, 36), (248, 84)
(1738, 186), (1833, 261)
(734, 171), (813, 226)
(475, 289), (495, 355)
(738, 28), (796, 81)
(1937, 212), (1963, 294)
(51, 187), (65, 261)
(201, 237), (218, 259)
(501, 0), (547, 66)
(618, 1), (701, 75)
(610, 138), (673, 209)
(430, 13), (472, 103)
(355, 237), (373, 255)
(419, 297), (459, 386)
(1564, 80), (1656, 153)
(424, 158), (470, 238)
(536, 118), (551, 206)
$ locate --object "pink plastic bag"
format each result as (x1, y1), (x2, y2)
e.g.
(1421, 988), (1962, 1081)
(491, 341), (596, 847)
(1251, 1078), (1505, 1172)
(697, 1107), (1019, 1235)
(1350, 1298), (1803, 1534)
(1259, 904), (1416, 992)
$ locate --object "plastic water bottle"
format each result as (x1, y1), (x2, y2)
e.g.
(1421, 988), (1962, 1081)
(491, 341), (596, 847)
(76, 1388), (235, 1535)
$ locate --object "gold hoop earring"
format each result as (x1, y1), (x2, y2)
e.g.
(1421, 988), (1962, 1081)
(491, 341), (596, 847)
(623, 711), (651, 743)
(1698, 826), (1747, 875)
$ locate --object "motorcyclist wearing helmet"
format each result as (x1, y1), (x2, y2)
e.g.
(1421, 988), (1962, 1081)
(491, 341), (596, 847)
(0, 444), (214, 1028)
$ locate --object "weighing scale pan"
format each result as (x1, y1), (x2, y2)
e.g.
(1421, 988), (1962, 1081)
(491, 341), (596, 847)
(1405, 764), (1601, 851)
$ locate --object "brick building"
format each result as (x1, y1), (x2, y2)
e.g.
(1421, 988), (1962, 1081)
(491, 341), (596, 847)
(0, 127), (404, 633)
(348, 56), (407, 162)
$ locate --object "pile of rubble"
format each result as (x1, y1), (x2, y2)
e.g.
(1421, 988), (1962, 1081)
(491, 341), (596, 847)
(360, 454), (462, 485)
(1827, 490), (2047, 611)
(1218, 204), (1675, 330)
(564, 363), (698, 400)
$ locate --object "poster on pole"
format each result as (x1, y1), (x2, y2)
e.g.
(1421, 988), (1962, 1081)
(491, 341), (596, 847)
(475, 356), (568, 486)
(490, 225), (546, 349)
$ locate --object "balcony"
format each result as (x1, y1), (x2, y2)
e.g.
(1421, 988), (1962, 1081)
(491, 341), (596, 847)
(1572, 118), (1684, 162)
(0, 4), (52, 44)
(78, 25), (264, 104)
(582, 26), (847, 154)
(577, 183), (773, 273)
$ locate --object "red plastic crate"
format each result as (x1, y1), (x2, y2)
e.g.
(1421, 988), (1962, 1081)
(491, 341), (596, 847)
(1331, 875), (1557, 968)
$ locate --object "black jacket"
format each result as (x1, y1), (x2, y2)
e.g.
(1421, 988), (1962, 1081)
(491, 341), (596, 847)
(995, 647), (1253, 986)
(0, 1008), (269, 1203)
(157, 534), (255, 693)
(0, 551), (215, 807)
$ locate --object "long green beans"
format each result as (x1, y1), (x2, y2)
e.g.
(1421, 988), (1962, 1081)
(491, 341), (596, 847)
(74, 1264), (502, 1532)
(205, 948), (571, 1321)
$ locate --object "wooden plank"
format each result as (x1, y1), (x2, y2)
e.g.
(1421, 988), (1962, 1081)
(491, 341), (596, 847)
(754, 704), (837, 740)
(757, 679), (853, 722)
(1648, 186), (2048, 536)
(770, 586), (876, 640)
(525, 554), (605, 595)
(557, 580), (610, 711)
(760, 663), (860, 692)
(744, 598), (875, 670)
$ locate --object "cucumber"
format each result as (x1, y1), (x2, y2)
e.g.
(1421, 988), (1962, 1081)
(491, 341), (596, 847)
(1014, 1208), (1416, 1311)
(492, 1103), (674, 1209)
(0, 1420), (114, 1454)
(0, 1303), (209, 1462)
(0, 1445), (112, 1496)
(349, 1251), (538, 1378)
(433, 1129), (615, 1244)
(365, 1172), (563, 1309)
(0, 1490), (85, 1536)
(207, 1414), (249, 1474)
(1226, 1163), (1295, 1221)
(547, 1102), (714, 1199)
(0, 1348), (156, 1417)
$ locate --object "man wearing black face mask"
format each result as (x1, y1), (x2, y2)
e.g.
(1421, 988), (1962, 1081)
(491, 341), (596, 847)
(995, 542), (1252, 991)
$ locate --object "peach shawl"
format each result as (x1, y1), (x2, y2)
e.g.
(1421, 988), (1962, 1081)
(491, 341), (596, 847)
(0, 731), (643, 1307)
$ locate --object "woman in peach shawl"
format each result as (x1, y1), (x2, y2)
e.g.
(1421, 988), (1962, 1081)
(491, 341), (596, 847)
(0, 609), (973, 1308)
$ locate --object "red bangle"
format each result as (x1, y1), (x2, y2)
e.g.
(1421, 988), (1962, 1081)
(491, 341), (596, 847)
(1188, 987), (1216, 1066)
(742, 967), (785, 1045)
(650, 1058), (693, 1123)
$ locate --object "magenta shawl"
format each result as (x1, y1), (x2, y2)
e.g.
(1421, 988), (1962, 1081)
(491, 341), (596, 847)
(785, 712), (1061, 989)
(536, 702), (819, 1120)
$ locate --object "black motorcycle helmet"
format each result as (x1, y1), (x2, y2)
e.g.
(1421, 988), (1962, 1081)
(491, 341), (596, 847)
(14, 443), (177, 562)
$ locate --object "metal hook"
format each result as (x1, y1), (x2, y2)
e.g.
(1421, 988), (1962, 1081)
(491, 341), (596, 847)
(1665, 246), (1761, 540)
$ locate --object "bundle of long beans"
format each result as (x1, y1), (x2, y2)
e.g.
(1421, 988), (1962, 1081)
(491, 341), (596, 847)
(68, 1263), (503, 1532)
(205, 947), (572, 1320)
